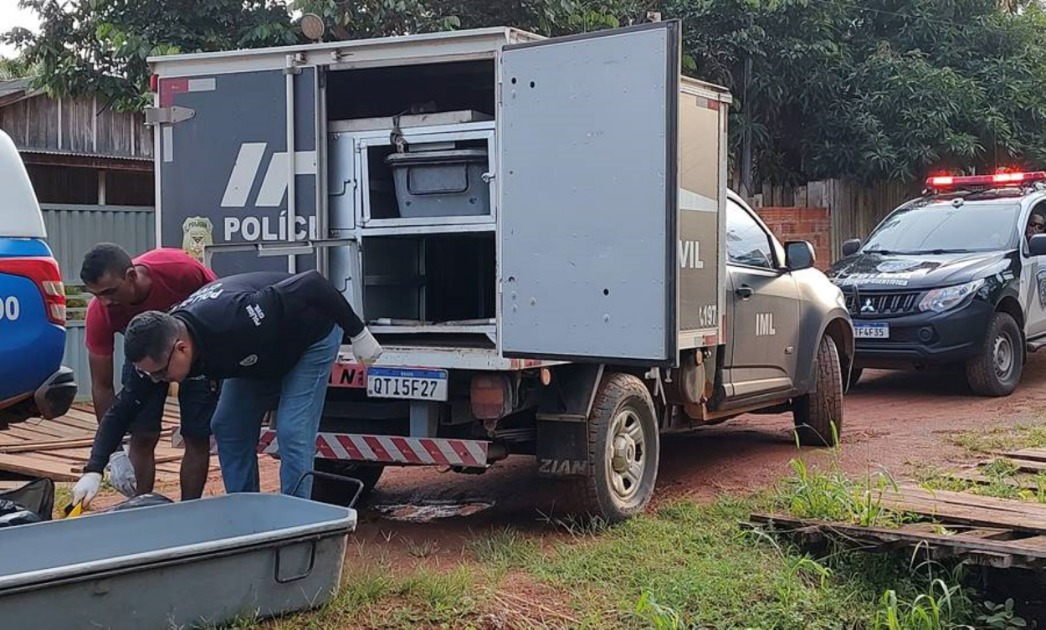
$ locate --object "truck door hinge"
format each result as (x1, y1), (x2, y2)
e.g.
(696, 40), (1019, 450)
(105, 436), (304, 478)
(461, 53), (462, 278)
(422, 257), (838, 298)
(144, 106), (195, 126)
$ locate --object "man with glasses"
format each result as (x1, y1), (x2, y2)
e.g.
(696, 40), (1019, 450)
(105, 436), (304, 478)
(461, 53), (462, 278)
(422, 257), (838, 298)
(72, 270), (382, 508)
(79, 244), (217, 503)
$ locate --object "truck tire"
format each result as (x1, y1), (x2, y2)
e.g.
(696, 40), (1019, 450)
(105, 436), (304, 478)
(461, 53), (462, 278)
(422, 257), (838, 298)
(966, 312), (1023, 397)
(793, 336), (844, 447)
(310, 458), (385, 507)
(573, 373), (660, 524)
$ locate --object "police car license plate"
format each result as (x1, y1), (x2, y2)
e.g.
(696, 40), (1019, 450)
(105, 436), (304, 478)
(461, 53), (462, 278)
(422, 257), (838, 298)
(367, 367), (449, 401)
(855, 323), (890, 339)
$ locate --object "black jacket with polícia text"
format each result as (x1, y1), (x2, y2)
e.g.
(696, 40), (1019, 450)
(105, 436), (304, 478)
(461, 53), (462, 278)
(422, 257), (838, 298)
(84, 270), (365, 474)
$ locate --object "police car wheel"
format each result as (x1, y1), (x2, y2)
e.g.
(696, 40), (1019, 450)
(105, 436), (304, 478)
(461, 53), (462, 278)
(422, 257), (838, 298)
(794, 335), (844, 447)
(310, 459), (385, 507)
(573, 373), (660, 524)
(966, 312), (1023, 397)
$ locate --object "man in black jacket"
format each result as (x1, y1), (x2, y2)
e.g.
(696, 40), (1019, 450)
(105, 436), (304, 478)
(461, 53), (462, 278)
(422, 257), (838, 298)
(72, 270), (382, 506)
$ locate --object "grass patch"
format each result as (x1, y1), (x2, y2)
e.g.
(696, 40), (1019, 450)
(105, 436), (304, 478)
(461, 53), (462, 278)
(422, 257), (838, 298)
(524, 497), (953, 628)
(261, 564), (487, 629)
(949, 424), (1046, 454)
(465, 525), (538, 568)
(778, 457), (910, 527)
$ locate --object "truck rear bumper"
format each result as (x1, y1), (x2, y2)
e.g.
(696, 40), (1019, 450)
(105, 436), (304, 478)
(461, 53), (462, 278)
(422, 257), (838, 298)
(258, 430), (491, 468)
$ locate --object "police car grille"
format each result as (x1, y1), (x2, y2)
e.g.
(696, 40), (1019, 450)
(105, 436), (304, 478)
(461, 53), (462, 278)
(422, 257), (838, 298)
(845, 292), (921, 317)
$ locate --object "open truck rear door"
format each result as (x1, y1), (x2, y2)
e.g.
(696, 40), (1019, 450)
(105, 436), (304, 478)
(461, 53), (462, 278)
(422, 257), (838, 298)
(500, 21), (717, 366)
(149, 64), (322, 275)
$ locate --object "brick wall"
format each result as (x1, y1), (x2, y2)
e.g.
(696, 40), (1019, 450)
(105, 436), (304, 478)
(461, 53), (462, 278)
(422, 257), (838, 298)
(754, 206), (832, 271)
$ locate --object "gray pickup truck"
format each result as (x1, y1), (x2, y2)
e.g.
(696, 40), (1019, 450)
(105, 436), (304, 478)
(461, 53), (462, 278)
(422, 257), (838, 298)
(149, 20), (854, 522)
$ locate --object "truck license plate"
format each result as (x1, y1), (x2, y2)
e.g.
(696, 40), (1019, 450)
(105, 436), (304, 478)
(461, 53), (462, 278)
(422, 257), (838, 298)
(855, 323), (889, 339)
(367, 367), (449, 401)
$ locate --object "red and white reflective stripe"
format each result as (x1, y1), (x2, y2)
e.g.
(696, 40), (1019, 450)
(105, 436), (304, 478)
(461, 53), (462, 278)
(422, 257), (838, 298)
(257, 431), (489, 467)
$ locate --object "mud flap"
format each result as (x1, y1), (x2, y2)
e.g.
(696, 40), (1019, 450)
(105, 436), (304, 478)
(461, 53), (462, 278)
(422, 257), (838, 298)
(534, 364), (604, 478)
(536, 419), (589, 477)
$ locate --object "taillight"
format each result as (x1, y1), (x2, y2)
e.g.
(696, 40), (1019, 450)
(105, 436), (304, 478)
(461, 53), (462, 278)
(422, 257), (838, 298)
(0, 257), (67, 326)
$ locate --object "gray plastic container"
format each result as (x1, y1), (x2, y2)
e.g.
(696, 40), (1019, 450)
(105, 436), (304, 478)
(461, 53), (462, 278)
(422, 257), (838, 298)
(0, 493), (356, 629)
(386, 148), (490, 218)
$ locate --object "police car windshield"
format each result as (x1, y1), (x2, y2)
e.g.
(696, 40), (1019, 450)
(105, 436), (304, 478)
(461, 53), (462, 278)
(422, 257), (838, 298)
(863, 201), (1021, 254)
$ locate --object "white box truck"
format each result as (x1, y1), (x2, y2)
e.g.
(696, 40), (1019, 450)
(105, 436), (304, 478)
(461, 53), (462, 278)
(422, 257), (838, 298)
(148, 21), (853, 522)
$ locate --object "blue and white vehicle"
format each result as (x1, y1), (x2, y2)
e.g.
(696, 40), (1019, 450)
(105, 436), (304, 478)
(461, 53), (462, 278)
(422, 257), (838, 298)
(0, 128), (76, 423)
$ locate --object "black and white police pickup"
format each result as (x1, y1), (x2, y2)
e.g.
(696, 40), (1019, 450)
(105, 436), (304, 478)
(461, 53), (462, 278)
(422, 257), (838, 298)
(830, 171), (1046, 396)
(150, 21), (853, 523)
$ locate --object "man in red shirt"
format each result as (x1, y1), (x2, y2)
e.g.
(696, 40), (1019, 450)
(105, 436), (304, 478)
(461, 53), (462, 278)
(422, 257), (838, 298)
(81, 244), (218, 500)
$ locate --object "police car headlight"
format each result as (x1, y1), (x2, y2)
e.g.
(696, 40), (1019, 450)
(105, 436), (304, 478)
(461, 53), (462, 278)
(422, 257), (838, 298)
(918, 279), (985, 313)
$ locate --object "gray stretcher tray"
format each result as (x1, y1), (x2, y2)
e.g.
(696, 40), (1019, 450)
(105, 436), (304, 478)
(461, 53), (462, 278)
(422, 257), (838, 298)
(0, 493), (357, 629)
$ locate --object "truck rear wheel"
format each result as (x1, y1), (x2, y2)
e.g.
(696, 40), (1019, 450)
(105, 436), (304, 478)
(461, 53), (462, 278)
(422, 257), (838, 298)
(574, 373), (659, 524)
(966, 312), (1023, 397)
(310, 459), (385, 507)
(793, 335), (844, 447)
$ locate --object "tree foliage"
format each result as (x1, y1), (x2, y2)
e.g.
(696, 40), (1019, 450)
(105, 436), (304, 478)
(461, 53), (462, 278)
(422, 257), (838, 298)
(8, 0), (1046, 182)
(3, 0), (298, 111)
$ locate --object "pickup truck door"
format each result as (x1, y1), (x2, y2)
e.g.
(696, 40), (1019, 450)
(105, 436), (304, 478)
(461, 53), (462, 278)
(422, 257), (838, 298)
(722, 199), (801, 397)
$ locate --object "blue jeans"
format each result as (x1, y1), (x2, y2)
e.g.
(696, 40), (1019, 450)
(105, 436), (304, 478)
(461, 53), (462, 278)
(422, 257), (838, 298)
(210, 325), (341, 498)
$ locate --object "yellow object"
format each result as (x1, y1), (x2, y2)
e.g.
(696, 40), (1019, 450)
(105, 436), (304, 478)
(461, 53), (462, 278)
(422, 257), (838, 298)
(62, 501), (84, 519)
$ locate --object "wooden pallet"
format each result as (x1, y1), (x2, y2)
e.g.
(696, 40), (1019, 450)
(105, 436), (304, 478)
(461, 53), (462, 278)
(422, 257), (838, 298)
(752, 484), (1046, 570)
(0, 403), (185, 482)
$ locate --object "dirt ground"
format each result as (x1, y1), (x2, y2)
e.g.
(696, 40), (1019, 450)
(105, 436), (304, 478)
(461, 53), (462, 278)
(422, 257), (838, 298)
(131, 354), (1046, 567)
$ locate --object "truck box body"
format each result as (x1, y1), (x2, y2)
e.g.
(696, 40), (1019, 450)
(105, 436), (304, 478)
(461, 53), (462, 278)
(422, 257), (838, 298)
(146, 22), (844, 525)
(148, 22), (730, 370)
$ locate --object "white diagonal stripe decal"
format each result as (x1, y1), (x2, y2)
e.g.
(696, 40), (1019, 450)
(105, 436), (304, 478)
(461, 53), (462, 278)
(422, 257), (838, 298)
(354, 436), (377, 461)
(221, 142), (266, 207)
(256, 150), (287, 207)
(378, 436), (408, 463)
(463, 441), (487, 465)
(411, 438), (436, 464)
(435, 439), (462, 465)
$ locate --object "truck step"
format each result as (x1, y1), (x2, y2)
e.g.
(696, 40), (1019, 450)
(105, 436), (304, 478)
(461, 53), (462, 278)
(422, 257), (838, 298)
(258, 430), (490, 467)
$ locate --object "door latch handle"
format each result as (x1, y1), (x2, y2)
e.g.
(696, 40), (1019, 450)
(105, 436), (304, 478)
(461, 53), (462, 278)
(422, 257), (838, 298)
(735, 285), (753, 299)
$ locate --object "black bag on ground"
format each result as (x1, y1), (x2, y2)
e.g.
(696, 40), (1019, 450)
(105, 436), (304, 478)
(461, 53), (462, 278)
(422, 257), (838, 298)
(102, 492), (174, 512)
(0, 477), (55, 524)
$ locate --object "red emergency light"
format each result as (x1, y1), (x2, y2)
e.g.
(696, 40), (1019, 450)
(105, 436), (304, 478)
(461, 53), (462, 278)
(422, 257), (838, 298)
(926, 171), (1046, 189)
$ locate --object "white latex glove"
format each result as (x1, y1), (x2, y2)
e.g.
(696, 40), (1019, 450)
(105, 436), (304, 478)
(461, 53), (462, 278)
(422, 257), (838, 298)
(351, 328), (383, 365)
(72, 472), (103, 509)
(108, 448), (137, 498)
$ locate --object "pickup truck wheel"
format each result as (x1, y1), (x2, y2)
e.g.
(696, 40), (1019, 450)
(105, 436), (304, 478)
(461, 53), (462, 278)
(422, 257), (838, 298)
(574, 373), (660, 524)
(966, 312), (1022, 397)
(793, 336), (843, 447)
(310, 458), (385, 507)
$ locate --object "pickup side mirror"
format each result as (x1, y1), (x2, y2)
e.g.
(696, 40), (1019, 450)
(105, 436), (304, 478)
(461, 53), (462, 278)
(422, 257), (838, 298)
(785, 241), (816, 272)
(1030, 234), (1046, 257)
(841, 239), (862, 257)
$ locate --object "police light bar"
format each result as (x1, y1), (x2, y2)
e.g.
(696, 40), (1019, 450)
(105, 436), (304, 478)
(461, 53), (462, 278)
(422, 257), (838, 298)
(926, 171), (1046, 189)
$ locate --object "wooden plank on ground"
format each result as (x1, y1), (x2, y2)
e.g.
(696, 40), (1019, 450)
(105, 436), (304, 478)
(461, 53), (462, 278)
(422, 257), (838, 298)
(0, 438), (97, 454)
(985, 458), (1046, 474)
(0, 453), (78, 480)
(997, 448), (1046, 463)
(752, 513), (1046, 570)
(881, 486), (1046, 533)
